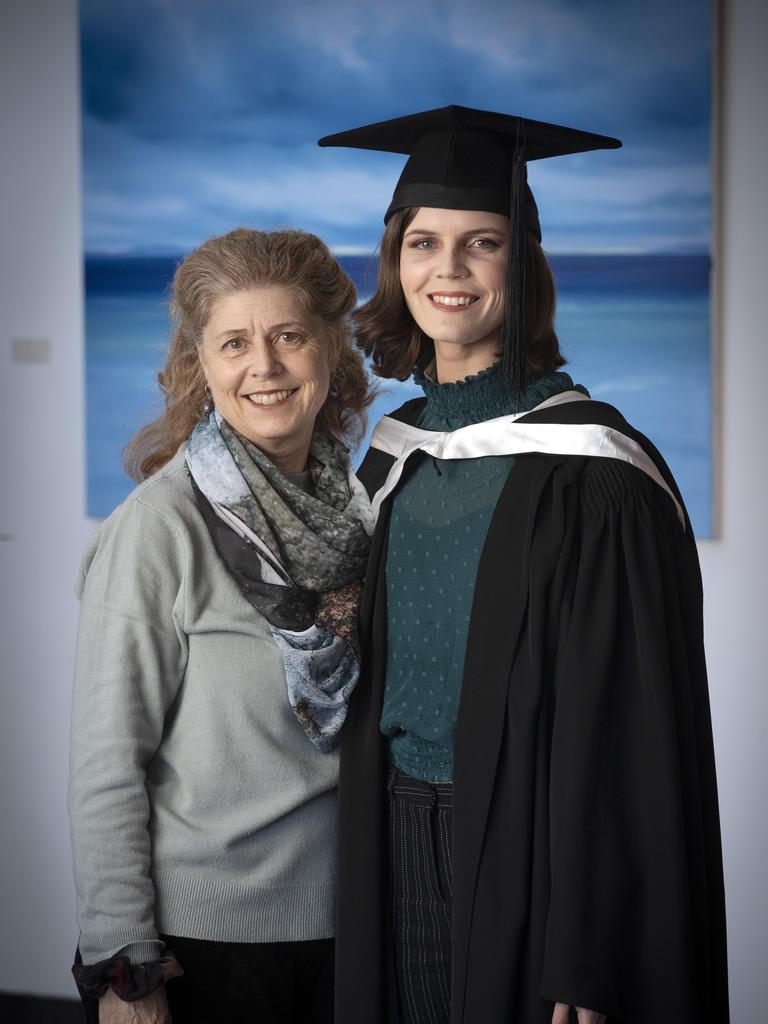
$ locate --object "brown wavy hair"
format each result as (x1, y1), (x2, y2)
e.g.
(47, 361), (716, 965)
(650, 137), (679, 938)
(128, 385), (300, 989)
(124, 227), (372, 481)
(353, 207), (565, 380)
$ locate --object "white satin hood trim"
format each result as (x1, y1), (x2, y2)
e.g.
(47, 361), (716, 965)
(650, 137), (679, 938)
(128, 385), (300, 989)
(369, 393), (684, 528)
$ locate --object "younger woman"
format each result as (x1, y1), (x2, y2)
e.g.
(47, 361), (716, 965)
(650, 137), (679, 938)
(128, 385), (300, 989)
(320, 105), (729, 1024)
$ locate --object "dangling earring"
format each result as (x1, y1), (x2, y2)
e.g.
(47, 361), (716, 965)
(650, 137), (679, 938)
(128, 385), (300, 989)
(202, 385), (213, 414)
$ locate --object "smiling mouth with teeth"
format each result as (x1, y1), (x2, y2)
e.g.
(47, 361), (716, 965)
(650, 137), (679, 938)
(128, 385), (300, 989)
(428, 293), (479, 307)
(245, 388), (297, 406)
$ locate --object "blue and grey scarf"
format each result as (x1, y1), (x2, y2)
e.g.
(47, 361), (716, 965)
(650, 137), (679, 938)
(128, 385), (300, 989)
(186, 410), (374, 751)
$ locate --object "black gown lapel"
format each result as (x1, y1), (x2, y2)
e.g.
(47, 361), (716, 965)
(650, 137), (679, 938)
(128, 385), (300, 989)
(451, 454), (558, 1020)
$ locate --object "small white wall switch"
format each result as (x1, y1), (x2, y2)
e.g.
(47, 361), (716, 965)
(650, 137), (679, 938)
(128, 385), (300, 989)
(12, 337), (51, 363)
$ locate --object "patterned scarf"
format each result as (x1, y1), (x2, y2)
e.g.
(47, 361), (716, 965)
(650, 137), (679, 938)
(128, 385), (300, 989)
(186, 410), (374, 751)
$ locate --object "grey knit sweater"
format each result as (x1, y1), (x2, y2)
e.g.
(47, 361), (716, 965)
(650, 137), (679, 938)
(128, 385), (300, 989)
(69, 446), (339, 966)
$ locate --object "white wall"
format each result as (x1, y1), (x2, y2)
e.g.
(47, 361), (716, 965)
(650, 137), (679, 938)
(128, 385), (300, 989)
(697, 0), (768, 1017)
(0, 0), (92, 1000)
(0, 0), (765, 1014)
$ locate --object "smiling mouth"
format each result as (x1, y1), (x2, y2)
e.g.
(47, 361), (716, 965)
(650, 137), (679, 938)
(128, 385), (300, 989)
(428, 292), (479, 309)
(244, 388), (298, 407)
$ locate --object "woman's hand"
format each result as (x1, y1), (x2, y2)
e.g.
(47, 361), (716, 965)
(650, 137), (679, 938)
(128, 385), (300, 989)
(552, 1003), (606, 1024)
(99, 985), (171, 1024)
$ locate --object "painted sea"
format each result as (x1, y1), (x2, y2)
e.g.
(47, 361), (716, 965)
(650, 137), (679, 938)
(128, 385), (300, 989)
(85, 253), (712, 536)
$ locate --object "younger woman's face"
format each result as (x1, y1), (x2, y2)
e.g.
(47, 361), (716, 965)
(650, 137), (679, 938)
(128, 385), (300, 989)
(399, 207), (509, 364)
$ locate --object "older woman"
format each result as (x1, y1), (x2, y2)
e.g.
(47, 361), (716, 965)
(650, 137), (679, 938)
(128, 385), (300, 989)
(319, 106), (729, 1024)
(69, 228), (373, 1023)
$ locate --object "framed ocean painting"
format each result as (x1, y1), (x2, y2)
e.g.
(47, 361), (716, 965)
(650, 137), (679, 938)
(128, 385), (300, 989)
(81, 0), (714, 535)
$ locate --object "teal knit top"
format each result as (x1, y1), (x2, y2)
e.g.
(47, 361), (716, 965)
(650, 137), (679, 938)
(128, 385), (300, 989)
(380, 364), (584, 782)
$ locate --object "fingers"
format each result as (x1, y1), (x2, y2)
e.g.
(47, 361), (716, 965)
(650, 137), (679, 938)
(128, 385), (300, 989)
(551, 1002), (607, 1024)
(98, 986), (171, 1024)
(576, 1008), (607, 1024)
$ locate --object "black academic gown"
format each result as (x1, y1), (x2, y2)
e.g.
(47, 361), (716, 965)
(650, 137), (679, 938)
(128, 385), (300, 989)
(335, 397), (729, 1024)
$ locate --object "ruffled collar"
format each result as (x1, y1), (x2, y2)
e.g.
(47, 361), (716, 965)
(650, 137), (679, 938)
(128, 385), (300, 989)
(414, 360), (586, 430)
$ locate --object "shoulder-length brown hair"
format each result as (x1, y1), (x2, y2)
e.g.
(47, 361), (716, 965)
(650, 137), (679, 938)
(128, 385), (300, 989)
(124, 227), (372, 481)
(353, 207), (565, 380)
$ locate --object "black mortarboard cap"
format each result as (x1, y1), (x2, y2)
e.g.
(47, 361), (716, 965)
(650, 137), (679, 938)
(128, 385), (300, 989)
(318, 105), (621, 394)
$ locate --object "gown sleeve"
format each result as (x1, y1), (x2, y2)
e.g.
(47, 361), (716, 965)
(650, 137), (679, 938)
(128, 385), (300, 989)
(69, 496), (189, 965)
(539, 458), (728, 1024)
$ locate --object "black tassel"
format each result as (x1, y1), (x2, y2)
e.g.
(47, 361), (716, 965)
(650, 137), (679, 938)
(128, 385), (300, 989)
(501, 147), (528, 402)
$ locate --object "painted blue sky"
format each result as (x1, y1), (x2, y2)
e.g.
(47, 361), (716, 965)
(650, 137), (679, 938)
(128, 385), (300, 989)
(81, 0), (711, 256)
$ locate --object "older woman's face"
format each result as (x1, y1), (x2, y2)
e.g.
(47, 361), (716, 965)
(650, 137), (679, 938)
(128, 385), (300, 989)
(198, 286), (333, 470)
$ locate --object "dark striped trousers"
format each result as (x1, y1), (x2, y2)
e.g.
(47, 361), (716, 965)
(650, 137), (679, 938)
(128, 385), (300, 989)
(387, 767), (454, 1024)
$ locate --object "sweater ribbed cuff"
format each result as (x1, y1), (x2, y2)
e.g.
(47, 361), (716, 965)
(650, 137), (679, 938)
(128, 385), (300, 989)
(79, 925), (161, 966)
(117, 940), (166, 965)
